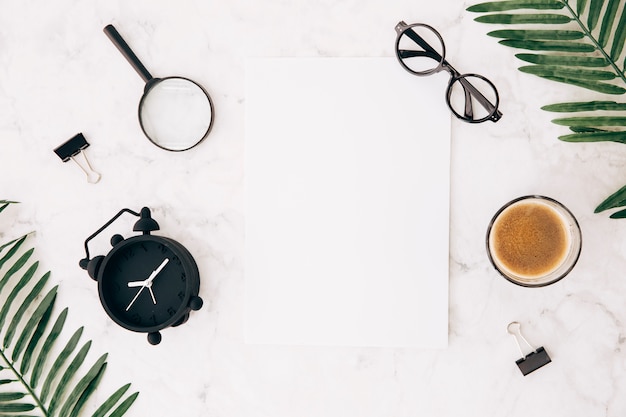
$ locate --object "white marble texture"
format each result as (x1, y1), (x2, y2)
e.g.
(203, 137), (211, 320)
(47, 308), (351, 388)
(1, 0), (626, 416)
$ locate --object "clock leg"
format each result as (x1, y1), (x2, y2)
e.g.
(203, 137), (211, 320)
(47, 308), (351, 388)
(147, 331), (162, 345)
(189, 296), (203, 311)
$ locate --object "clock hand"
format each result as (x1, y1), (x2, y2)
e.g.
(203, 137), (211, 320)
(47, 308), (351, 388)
(125, 258), (169, 311)
(125, 286), (145, 311)
(144, 258), (170, 285)
(148, 286), (157, 304)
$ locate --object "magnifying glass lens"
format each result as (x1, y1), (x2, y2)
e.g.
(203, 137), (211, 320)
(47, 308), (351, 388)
(139, 77), (213, 151)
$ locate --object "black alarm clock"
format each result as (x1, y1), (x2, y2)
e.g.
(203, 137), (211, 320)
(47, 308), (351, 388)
(79, 207), (203, 345)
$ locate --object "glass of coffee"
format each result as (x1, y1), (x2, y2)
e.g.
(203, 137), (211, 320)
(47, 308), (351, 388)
(486, 195), (582, 287)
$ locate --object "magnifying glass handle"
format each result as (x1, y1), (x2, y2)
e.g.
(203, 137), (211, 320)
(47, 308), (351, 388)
(104, 24), (154, 84)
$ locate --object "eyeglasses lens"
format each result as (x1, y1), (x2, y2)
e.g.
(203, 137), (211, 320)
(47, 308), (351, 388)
(447, 75), (499, 122)
(397, 25), (445, 75)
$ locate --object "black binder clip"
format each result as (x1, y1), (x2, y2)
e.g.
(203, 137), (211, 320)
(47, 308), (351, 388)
(507, 322), (551, 376)
(54, 133), (101, 184)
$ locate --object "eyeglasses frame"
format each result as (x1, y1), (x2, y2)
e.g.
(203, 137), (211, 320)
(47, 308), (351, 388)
(394, 21), (502, 123)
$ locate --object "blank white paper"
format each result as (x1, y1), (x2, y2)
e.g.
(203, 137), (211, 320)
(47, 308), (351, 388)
(244, 57), (450, 348)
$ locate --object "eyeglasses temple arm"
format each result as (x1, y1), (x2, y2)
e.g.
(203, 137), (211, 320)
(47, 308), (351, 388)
(398, 25), (444, 63)
(457, 77), (503, 121)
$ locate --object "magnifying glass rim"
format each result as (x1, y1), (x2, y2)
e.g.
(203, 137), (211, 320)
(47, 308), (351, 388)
(138, 76), (215, 152)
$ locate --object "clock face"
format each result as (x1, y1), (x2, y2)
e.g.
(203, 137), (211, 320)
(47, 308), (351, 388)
(98, 236), (196, 332)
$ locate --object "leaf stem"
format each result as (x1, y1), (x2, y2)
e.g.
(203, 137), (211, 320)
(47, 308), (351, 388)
(560, 0), (626, 86)
(0, 347), (48, 416)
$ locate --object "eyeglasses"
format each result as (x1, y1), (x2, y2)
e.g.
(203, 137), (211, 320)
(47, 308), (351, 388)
(394, 21), (502, 123)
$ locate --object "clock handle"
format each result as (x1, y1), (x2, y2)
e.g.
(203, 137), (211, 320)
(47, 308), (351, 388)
(79, 208), (141, 270)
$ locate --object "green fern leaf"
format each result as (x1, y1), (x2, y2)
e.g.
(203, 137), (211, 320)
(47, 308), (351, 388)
(520, 65), (615, 80)
(559, 131), (626, 143)
(469, 0), (626, 217)
(499, 39), (596, 52)
(47, 340), (92, 416)
(0, 247), (33, 298)
(475, 13), (571, 24)
(515, 53), (609, 67)
(0, 391), (27, 401)
(569, 126), (607, 133)
(91, 383), (132, 417)
(488, 29), (584, 40)
(0, 201), (18, 215)
(609, 208), (626, 218)
(0, 236), (26, 263)
(0, 203), (138, 416)
(20, 297), (54, 375)
(542, 101), (626, 111)
(70, 362), (107, 417)
(599, 0), (620, 47)
(588, 0), (604, 30)
(595, 183), (626, 212)
(467, 0), (565, 12)
(11, 284), (57, 361)
(58, 354), (107, 417)
(0, 261), (39, 338)
(553, 116), (626, 126)
(610, 5), (626, 59)
(4, 271), (50, 352)
(108, 391), (139, 417)
(40, 327), (84, 404)
(534, 75), (625, 94)
(30, 308), (68, 389)
(0, 401), (36, 412)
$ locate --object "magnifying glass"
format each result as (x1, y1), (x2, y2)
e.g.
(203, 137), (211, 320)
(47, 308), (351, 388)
(103, 24), (214, 151)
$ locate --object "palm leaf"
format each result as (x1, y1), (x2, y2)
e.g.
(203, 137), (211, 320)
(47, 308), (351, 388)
(598, 0), (620, 47)
(57, 354), (107, 417)
(516, 53), (609, 67)
(0, 235), (26, 262)
(108, 392), (140, 417)
(0, 202), (138, 416)
(31, 308), (68, 389)
(559, 130), (626, 142)
(0, 200), (18, 215)
(47, 340), (92, 416)
(519, 65), (616, 80)
(11, 285), (57, 361)
(91, 383), (134, 417)
(467, 0), (565, 12)
(595, 183), (626, 212)
(499, 39), (595, 52)
(609, 208), (626, 218)
(468, 0), (626, 216)
(475, 13), (572, 23)
(0, 261), (40, 337)
(542, 101), (626, 111)
(40, 327), (84, 404)
(587, 0), (604, 30)
(610, 6), (626, 58)
(20, 297), (55, 376)
(70, 362), (107, 417)
(488, 29), (584, 40)
(553, 116), (626, 126)
(0, 246), (33, 297)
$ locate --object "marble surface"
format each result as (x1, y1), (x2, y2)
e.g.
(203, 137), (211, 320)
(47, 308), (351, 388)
(2, 0), (626, 416)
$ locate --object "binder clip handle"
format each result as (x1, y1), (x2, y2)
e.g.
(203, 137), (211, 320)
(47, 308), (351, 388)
(54, 133), (101, 184)
(507, 321), (551, 376)
(507, 322), (533, 358)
